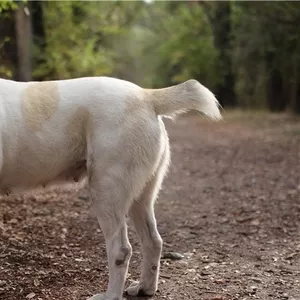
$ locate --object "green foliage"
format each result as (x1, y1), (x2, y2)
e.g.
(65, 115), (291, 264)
(33, 1), (143, 80)
(0, 0), (18, 13)
(34, 1), (111, 79)
(115, 2), (218, 89)
(0, 37), (11, 78)
(155, 3), (218, 88)
(230, 2), (300, 111)
(0, 0), (21, 79)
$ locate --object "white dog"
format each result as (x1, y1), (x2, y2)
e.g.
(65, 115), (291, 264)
(0, 77), (221, 300)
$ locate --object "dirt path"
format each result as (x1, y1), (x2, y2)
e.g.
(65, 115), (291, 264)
(0, 112), (299, 300)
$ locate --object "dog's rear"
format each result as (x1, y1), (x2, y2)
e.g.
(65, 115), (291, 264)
(86, 78), (221, 300)
(0, 77), (221, 300)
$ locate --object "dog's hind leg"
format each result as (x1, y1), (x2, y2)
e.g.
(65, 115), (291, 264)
(87, 111), (163, 300)
(125, 141), (170, 297)
(87, 163), (133, 300)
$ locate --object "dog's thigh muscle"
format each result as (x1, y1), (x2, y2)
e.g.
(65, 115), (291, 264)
(87, 121), (163, 299)
(126, 140), (170, 297)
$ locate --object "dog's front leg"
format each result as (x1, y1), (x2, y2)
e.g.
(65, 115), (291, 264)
(88, 180), (132, 300)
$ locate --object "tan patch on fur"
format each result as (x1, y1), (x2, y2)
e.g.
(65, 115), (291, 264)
(66, 107), (91, 147)
(21, 82), (60, 131)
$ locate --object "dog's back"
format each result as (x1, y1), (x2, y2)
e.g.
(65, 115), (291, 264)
(0, 77), (139, 193)
(0, 76), (221, 196)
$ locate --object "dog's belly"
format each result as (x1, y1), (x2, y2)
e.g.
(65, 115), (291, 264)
(52, 159), (87, 185)
(0, 158), (87, 195)
(0, 125), (88, 195)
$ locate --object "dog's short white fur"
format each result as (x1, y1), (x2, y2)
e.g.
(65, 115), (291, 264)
(0, 76), (221, 300)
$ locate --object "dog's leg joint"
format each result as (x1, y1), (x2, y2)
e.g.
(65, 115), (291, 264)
(115, 245), (132, 267)
(151, 265), (158, 271)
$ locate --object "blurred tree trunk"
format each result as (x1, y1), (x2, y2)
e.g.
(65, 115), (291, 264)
(292, 69), (300, 114)
(0, 9), (17, 79)
(295, 87), (300, 114)
(200, 1), (236, 107)
(213, 3), (236, 107)
(288, 23), (300, 114)
(265, 49), (285, 112)
(15, 2), (32, 81)
(30, 0), (46, 80)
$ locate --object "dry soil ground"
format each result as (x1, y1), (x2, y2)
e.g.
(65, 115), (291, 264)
(0, 111), (300, 300)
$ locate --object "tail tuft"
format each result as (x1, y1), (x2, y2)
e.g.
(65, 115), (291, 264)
(145, 79), (222, 120)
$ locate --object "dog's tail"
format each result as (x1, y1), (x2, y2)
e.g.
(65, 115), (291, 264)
(145, 79), (222, 120)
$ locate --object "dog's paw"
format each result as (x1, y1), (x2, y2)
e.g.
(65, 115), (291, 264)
(87, 293), (120, 300)
(125, 281), (156, 297)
